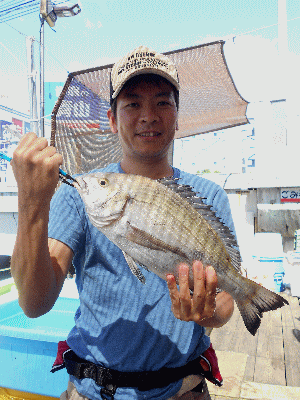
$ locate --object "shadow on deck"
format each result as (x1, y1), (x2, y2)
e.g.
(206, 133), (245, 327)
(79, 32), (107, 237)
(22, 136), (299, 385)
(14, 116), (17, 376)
(207, 294), (300, 400)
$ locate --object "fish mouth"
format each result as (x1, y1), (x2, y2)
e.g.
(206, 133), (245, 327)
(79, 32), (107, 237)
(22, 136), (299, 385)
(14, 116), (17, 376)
(72, 179), (83, 191)
(75, 177), (87, 191)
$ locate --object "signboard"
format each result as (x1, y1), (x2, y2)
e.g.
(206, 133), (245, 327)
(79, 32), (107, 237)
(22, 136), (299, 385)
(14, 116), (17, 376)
(0, 120), (12, 140)
(0, 159), (7, 172)
(12, 118), (23, 135)
(281, 188), (300, 203)
(56, 81), (110, 132)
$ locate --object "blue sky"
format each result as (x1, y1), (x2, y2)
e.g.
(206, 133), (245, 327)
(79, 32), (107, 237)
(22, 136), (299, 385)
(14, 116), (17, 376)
(0, 0), (299, 110)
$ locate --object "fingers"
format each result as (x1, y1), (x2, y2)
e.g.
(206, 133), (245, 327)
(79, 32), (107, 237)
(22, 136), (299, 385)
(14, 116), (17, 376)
(15, 132), (47, 158)
(167, 264), (194, 320)
(166, 274), (181, 320)
(191, 260), (206, 312)
(13, 132), (62, 174)
(204, 265), (218, 311)
(14, 132), (61, 164)
(11, 132), (63, 202)
(167, 261), (218, 324)
(178, 264), (193, 317)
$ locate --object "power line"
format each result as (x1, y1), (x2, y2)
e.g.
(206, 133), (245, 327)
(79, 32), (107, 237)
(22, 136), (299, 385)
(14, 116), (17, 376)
(0, 0), (70, 23)
(3, 19), (70, 75)
(1, 3), (71, 74)
(0, 0), (38, 18)
(0, 41), (27, 67)
(236, 16), (300, 37)
(3, 20), (27, 36)
(0, 0), (36, 12)
(1, 9), (37, 23)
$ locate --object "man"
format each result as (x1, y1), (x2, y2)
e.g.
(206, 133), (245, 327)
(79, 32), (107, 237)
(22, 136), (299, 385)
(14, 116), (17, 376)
(11, 46), (235, 400)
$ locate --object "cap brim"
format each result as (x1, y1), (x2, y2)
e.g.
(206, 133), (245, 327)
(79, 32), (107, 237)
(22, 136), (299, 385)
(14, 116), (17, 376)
(111, 68), (180, 100)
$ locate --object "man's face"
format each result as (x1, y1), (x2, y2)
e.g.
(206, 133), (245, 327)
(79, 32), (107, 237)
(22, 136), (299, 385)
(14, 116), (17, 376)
(108, 79), (178, 163)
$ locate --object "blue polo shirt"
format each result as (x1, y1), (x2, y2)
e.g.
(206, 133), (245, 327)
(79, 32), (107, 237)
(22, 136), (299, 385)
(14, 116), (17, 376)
(49, 163), (236, 399)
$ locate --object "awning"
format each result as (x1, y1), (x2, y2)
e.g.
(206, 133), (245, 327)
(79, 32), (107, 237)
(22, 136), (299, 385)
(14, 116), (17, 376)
(51, 41), (249, 175)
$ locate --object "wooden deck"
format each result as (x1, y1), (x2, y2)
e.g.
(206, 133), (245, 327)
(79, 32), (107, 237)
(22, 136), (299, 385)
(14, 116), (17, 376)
(206, 293), (300, 399)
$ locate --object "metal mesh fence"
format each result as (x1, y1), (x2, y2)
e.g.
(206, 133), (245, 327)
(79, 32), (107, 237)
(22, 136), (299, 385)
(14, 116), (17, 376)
(51, 40), (248, 175)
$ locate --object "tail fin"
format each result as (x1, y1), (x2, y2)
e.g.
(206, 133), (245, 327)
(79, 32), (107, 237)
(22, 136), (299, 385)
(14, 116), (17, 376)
(235, 279), (289, 336)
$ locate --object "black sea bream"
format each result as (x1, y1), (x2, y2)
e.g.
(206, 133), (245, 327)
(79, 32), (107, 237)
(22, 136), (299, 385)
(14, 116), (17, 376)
(74, 172), (288, 335)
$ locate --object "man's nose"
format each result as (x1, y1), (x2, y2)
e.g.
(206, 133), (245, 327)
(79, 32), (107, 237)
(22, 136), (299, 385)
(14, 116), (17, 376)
(140, 104), (159, 123)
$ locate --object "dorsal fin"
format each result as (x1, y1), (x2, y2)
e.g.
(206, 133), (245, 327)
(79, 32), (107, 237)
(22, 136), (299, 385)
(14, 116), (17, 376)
(158, 178), (241, 273)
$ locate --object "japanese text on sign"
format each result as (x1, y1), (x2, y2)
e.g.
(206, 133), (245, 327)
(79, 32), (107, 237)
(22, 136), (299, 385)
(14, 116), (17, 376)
(281, 188), (300, 202)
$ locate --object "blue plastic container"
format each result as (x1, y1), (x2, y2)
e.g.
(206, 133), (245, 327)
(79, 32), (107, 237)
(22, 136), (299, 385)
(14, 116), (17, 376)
(273, 260), (285, 292)
(0, 297), (79, 397)
(274, 272), (285, 292)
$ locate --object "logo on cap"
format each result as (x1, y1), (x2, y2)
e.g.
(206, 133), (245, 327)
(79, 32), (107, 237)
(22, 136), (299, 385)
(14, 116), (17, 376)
(110, 46), (180, 100)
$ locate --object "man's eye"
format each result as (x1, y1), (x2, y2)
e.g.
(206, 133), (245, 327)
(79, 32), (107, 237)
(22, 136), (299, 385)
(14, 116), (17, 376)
(127, 102), (139, 108)
(158, 101), (170, 106)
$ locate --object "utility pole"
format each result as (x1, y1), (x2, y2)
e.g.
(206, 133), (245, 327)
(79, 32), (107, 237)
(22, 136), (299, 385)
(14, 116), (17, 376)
(39, 0), (81, 138)
(26, 36), (38, 134)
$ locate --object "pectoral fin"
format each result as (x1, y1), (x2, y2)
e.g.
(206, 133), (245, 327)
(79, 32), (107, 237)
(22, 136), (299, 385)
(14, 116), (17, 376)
(125, 222), (187, 259)
(122, 251), (146, 284)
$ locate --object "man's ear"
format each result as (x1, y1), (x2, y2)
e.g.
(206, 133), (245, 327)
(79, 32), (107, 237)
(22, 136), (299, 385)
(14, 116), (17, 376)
(107, 108), (118, 134)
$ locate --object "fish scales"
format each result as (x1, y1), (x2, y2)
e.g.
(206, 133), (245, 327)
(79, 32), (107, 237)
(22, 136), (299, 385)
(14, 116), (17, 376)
(118, 175), (196, 254)
(75, 172), (289, 336)
(118, 174), (228, 278)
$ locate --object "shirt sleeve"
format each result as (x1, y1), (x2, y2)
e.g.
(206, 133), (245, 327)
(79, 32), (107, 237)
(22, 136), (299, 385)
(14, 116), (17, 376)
(48, 184), (87, 255)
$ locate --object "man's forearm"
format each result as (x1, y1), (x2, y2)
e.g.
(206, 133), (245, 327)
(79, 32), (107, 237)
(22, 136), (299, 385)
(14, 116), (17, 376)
(11, 205), (59, 318)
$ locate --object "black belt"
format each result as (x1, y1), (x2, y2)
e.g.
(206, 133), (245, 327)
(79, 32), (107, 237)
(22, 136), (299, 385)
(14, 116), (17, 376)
(63, 349), (216, 399)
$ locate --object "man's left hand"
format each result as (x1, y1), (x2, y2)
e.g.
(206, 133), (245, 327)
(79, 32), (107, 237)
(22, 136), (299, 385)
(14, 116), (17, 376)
(166, 260), (218, 325)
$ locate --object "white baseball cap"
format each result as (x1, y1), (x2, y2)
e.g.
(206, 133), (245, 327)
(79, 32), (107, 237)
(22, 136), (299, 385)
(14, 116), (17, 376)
(110, 45), (180, 101)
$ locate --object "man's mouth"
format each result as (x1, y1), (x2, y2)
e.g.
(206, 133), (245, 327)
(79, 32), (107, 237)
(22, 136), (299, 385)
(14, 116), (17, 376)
(137, 132), (161, 137)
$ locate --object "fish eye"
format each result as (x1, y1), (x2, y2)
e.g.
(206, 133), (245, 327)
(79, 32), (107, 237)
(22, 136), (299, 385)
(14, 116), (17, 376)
(98, 178), (109, 187)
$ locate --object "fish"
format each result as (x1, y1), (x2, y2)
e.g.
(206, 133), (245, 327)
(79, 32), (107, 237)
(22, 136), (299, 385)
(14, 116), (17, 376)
(74, 172), (289, 336)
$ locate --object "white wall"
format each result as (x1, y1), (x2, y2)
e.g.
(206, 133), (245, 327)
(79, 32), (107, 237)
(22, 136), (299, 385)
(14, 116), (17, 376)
(227, 192), (255, 271)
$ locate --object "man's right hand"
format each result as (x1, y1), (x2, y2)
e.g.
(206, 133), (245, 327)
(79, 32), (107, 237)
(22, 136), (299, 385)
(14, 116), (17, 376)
(11, 132), (63, 206)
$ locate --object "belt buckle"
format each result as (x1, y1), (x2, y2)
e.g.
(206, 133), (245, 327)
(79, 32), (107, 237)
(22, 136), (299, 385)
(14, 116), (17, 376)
(97, 366), (117, 400)
(100, 384), (117, 400)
